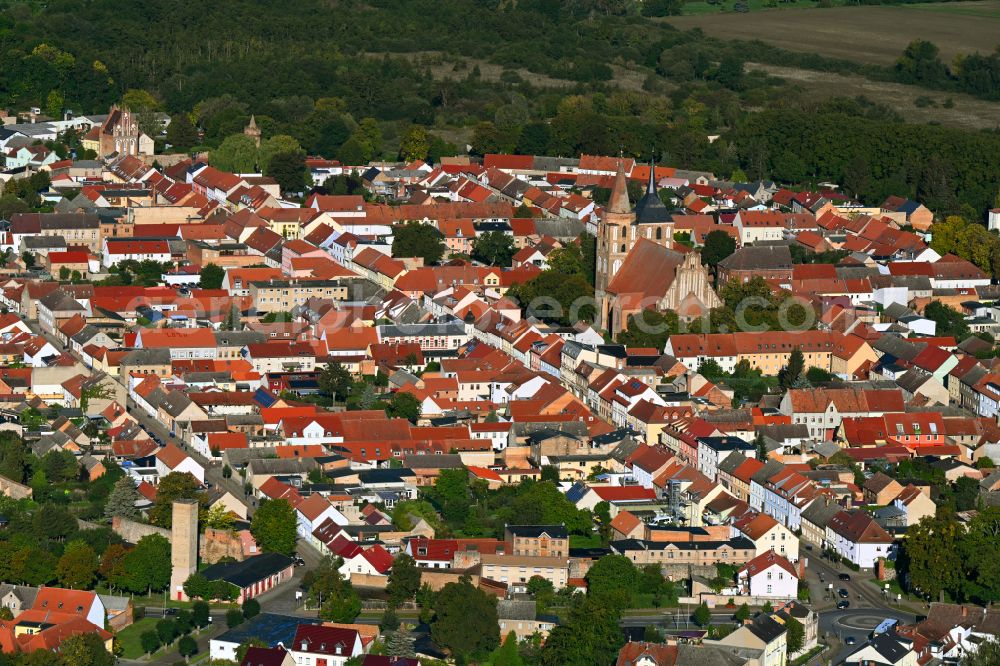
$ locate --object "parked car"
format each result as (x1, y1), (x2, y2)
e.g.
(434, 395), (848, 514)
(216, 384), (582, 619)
(163, 608), (178, 616)
(839, 573), (852, 581)
(845, 635), (856, 646)
(838, 588), (850, 598)
(837, 600), (850, 609)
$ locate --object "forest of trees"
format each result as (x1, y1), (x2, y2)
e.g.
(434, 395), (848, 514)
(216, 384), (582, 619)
(1, 0), (998, 216)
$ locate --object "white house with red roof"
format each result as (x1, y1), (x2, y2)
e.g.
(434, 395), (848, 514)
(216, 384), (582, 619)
(154, 443), (205, 484)
(101, 239), (172, 268)
(736, 551), (798, 599)
(31, 587), (106, 629)
(296, 493), (348, 539)
(338, 544), (395, 580)
(731, 511), (799, 562)
(572, 484), (658, 515)
(287, 624), (363, 666)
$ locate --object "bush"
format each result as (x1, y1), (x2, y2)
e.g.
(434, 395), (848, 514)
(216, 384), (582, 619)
(242, 598), (261, 619)
(226, 608), (244, 628)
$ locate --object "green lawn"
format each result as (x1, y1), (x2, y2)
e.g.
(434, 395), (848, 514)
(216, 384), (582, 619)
(117, 617), (159, 659)
(569, 533), (604, 549)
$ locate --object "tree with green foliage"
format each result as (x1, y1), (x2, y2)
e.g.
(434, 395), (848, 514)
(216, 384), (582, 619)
(8, 545), (57, 586)
(156, 618), (177, 645)
(387, 624), (417, 658)
(506, 270), (594, 325)
(540, 594), (623, 666)
(963, 639), (1000, 666)
(693, 602), (712, 627)
(398, 126), (430, 162)
(57, 540), (98, 589)
(235, 639), (268, 663)
(304, 555), (360, 621)
(489, 631), (525, 666)
(898, 514), (964, 602)
(59, 631), (114, 666)
(99, 543), (129, 593)
(701, 229), (737, 268)
(34, 503), (78, 543)
(392, 221), (445, 265)
(0, 432), (28, 482)
(319, 362), (354, 402)
(526, 575), (555, 613)
(199, 263), (224, 289)
(123, 533), (172, 595)
(430, 576), (499, 661)
(380, 606), (400, 631)
(165, 112), (198, 152)
(226, 609), (244, 628)
(150, 472), (203, 527)
(250, 498), (298, 555)
(779, 348), (805, 389)
(734, 603), (750, 622)
(183, 573), (212, 600)
(211, 134), (258, 173)
(805, 366), (838, 384)
(337, 137), (367, 165)
(923, 300), (972, 342)
(178, 634), (198, 661)
(140, 631), (161, 656)
(586, 554), (639, 608)
(616, 309), (679, 350)
(391, 499), (444, 532)
(472, 231), (516, 266)
(242, 598), (261, 619)
(320, 581), (362, 622)
(259, 135), (302, 172)
(387, 391), (421, 422)
(42, 449), (79, 483)
(192, 600), (210, 627)
(786, 616), (804, 653)
(267, 149), (307, 193)
(544, 242), (587, 281)
(387, 553), (421, 605)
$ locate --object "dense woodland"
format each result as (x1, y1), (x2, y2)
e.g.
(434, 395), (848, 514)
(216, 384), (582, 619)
(1, 0), (999, 216)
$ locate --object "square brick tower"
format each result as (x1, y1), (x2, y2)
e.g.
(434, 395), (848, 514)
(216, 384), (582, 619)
(170, 499), (199, 601)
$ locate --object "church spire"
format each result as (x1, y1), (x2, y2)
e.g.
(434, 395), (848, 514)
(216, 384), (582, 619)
(646, 159), (657, 195)
(608, 158), (630, 215)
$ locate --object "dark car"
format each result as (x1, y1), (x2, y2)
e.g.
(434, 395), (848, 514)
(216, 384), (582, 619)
(845, 636), (857, 646)
(163, 608), (178, 616)
(294, 557), (306, 567)
(838, 588), (850, 598)
(839, 573), (851, 581)
(837, 600), (850, 609)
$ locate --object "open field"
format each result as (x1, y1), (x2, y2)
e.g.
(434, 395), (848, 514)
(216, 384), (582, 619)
(117, 617), (159, 659)
(668, 1), (1000, 65)
(748, 63), (1000, 129)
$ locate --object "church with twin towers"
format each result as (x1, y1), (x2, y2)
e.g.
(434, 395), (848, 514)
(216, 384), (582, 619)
(594, 159), (720, 335)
